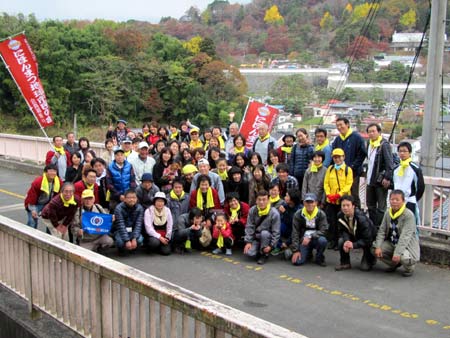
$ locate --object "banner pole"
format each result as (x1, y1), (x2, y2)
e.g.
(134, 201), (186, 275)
(0, 49), (53, 149)
(0, 31), (25, 43)
(239, 97), (252, 131)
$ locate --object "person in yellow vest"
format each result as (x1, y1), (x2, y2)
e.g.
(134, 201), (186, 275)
(189, 128), (203, 150)
(323, 148), (353, 250)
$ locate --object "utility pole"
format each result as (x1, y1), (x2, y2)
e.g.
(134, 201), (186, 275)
(421, 0), (447, 226)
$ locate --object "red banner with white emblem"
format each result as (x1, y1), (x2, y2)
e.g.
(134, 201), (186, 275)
(239, 99), (280, 149)
(0, 33), (54, 127)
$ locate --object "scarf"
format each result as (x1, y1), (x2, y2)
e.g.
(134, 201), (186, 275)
(389, 204), (406, 220)
(197, 188), (215, 210)
(60, 194), (77, 207)
(334, 163), (342, 170)
(257, 203), (271, 216)
(310, 163), (322, 173)
(84, 180), (94, 190)
(124, 150), (131, 158)
(152, 206), (167, 226)
(259, 134), (270, 142)
(230, 204), (241, 222)
(398, 158), (412, 177)
(270, 195), (280, 205)
(315, 138), (329, 151)
(54, 146), (65, 155)
(143, 132), (150, 139)
(234, 146), (245, 153)
(266, 164), (274, 175)
(170, 131), (178, 139)
(203, 141), (209, 150)
(170, 189), (185, 201)
(369, 136), (382, 148)
(281, 146), (292, 154)
(302, 206), (319, 221)
(40, 174), (60, 195)
(216, 222), (228, 248)
(339, 128), (353, 141)
(217, 136), (225, 149)
(218, 169), (228, 181)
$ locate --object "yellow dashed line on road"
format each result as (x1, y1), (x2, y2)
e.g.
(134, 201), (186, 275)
(0, 188), (25, 200)
(200, 251), (263, 271)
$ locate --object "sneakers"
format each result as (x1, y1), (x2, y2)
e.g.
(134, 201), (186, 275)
(257, 254), (268, 265)
(385, 263), (401, 273)
(359, 259), (374, 271)
(335, 263), (351, 271)
(271, 247), (282, 256)
(212, 248), (222, 255)
(225, 248), (232, 256)
(402, 270), (414, 277)
(315, 260), (327, 267)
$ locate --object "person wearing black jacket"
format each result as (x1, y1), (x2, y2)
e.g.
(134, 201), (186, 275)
(366, 123), (394, 227)
(225, 166), (249, 204)
(335, 195), (377, 271)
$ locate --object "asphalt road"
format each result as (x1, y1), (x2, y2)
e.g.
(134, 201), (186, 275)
(1, 167), (449, 338)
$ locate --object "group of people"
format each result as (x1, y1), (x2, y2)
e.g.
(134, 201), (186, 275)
(24, 114), (425, 276)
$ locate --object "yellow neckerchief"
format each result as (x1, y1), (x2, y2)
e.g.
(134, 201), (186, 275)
(60, 194), (77, 207)
(197, 188), (215, 210)
(40, 174), (60, 195)
(54, 146), (65, 155)
(266, 164), (274, 175)
(302, 206), (319, 221)
(190, 139), (203, 149)
(389, 204), (406, 220)
(143, 132), (150, 138)
(124, 150), (131, 158)
(259, 133), (270, 142)
(230, 203), (241, 221)
(218, 169), (228, 181)
(339, 128), (353, 141)
(203, 140), (209, 150)
(216, 222), (228, 248)
(170, 189), (185, 201)
(270, 195), (280, 205)
(369, 136), (382, 148)
(170, 131), (178, 139)
(398, 158), (412, 177)
(310, 163), (322, 173)
(257, 203), (271, 216)
(315, 138), (330, 151)
(281, 146), (292, 154)
(234, 145), (245, 153)
(217, 136), (225, 149)
(83, 180), (94, 190)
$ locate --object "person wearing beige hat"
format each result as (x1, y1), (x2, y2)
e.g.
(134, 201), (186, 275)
(71, 189), (114, 252)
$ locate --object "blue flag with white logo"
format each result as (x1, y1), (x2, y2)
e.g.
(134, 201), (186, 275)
(81, 212), (113, 235)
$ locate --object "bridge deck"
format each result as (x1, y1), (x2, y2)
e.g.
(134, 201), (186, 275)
(1, 167), (449, 338)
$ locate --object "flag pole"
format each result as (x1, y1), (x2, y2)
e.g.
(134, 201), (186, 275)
(0, 31), (25, 43)
(239, 97), (253, 131)
(0, 41), (53, 149)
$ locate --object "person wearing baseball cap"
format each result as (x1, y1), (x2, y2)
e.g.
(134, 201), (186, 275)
(71, 189), (114, 252)
(120, 137), (134, 159)
(135, 173), (160, 209)
(128, 141), (156, 185)
(323, 147), (353, 250)
(144, 191), (173, 255)
(190, 158), (225, 206)
(189, 128), (203, 150)
(290, 192), (328, 267)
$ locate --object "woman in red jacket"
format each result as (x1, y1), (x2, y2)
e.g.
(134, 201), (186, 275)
(223, 192), (249, 243)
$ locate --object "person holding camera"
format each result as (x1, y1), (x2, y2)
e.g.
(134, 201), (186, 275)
(365, 123), (394, 228)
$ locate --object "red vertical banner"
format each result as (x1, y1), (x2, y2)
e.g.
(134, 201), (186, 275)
(239, 100), (280, 149)
(0, 33), (54, 127)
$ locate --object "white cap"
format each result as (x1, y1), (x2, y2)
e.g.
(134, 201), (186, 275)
(138, 141), (149, 149)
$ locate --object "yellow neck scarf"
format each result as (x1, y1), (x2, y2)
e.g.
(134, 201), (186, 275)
(234, 146), (245, 153)
(257, 203), (271, 216)
(218, 169), (228, 181)
(270, 195), (280, 205)
(84, 180), (94, 190)
(218, 136), (225, 149)
(230, 204), (241, 221)
(216, 222), (228, 248)
(259, 134), (270, 142)
(369, 136), (382, 148)
(267, 164), (274, 175)
(143, 132), (150, 138)
(398, 158), (412, 177)
(40, 174), (60, 195)
(281, 146), (292, 154)
(54, 146), (65, 155)
(340, 128), (353, 141)
(315, 138), (329, 151)
(170, 189), (185, 201)
(203, 140), (209, 150)
(310, 163), (322, 173)
(197, 188), (215, 210)
(302, 206), (319, 221)
(389, 204), (406, 220)
(170, 131), (178, 139)
(60, 194), (77, 207)
(124, 150), (131, 157)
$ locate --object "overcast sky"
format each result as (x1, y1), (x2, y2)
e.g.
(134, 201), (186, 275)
(3, 0), (252, 23)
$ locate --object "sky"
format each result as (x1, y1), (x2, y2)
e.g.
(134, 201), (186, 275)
(2, 0), (252, 23)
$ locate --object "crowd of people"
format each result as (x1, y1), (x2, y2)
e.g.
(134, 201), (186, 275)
(24, 114), (425, 276)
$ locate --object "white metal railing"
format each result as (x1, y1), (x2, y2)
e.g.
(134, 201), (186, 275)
(0, 215), (306, 338)
(0, 133), (104, 164)
(419, 176), (450, 235)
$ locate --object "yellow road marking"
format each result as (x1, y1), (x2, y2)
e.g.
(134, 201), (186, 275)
(0, 188), (25, 199)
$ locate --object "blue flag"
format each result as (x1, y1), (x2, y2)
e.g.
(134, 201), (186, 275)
(81, 212), (113, 235)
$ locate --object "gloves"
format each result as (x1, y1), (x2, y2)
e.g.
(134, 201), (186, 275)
(327, 193), (341, 204)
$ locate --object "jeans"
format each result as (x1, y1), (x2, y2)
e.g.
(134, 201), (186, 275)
(293, 236), (328, 265)
(26, 204), (45, 229)
(114, 232), (144, 250)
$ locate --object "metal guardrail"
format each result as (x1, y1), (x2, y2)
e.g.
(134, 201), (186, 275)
(0, 215), (306, 338)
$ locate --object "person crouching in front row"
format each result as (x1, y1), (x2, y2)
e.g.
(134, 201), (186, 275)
(144, 192), (173, 256)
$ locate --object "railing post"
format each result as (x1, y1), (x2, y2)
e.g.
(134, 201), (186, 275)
(101, 276), (112, 338)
